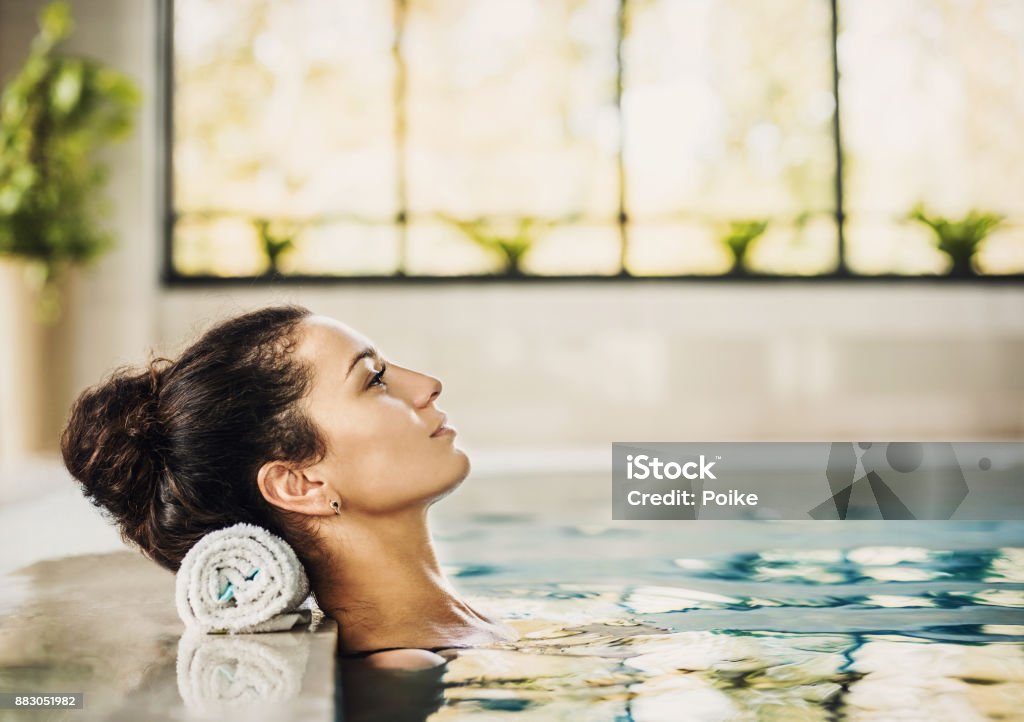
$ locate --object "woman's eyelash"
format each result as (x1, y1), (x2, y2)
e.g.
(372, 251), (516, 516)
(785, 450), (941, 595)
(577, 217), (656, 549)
(368, 364), (387, 388)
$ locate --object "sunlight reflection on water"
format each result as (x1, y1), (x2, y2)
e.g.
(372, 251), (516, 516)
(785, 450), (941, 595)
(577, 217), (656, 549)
(426, 523), (1024, 720)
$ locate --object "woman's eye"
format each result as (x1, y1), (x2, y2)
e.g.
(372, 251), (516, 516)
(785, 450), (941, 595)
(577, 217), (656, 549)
(368, 365), (387, 389)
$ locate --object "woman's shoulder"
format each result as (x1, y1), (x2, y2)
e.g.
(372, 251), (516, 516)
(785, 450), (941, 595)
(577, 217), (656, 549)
(364, 648), (449, 669)
(343, 647), (453, 670)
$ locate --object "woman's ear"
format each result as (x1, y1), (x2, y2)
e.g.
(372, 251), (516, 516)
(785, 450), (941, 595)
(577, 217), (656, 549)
(257, 461), (329, 515)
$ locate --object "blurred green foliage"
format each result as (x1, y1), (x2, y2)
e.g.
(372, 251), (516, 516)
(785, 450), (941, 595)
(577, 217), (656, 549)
(442, 215), (550, 275)
(721, 219), (770, 273)
(907, 203), (1004, 275)
(253, 218), (299, 274)
(0, 1), (139, 320)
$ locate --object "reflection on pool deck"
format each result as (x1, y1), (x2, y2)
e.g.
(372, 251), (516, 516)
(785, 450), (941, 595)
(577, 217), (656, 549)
(1, 479), (1023, 721)
(0, 551), (336, 721)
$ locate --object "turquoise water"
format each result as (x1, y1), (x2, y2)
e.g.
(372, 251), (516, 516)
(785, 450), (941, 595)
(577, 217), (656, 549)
(340, 519), (1024, 721)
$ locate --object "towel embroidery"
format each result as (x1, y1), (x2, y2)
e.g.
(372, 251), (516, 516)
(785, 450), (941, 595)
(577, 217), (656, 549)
(217, 568), (261, 604)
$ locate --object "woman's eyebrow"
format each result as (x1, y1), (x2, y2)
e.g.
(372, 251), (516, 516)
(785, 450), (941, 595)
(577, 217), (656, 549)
(346, 346), (380, 379)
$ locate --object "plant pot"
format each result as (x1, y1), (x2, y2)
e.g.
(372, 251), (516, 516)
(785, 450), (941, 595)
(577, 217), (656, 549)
(944, 253), (977, 277)
(0, 259), (79, 462)
(727, 252), (750, 275)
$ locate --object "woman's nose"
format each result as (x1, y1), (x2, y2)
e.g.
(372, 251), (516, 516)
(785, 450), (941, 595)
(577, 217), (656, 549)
(395, 364), (442, 407)
(422, 375), (442, 406)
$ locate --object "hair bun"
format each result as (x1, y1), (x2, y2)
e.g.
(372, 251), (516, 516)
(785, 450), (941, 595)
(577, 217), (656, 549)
(61, 357), (173, 533)
(62, 305), (319, 573)
(124, 360), (167, 448)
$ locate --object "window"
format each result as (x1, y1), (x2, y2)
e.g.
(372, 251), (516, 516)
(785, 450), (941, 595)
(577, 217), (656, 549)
(164, 0), (1024, 281)
(839, 0), (1024, 275)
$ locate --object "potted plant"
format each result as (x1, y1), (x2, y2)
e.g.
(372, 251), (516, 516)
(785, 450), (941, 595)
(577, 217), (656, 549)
(0, 0), (139, 320)
(442, 215), (545, 276)
(0, 1), (139, 458)
(253, 217), (301, 276)
(907, 203), (1004, 276)
(720, 219), (769, 275)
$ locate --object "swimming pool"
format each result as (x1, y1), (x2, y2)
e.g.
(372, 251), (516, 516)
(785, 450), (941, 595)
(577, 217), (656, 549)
(340, 507), (1024, 721)
(1, 468), (1022, 721)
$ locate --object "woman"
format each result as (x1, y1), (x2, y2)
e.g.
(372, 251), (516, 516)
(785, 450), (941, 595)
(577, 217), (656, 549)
(60, 304), (518, 669)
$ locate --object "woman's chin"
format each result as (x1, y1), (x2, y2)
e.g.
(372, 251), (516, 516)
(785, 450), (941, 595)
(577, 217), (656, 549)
(455, 449), (471, 478)
(430, 454), (471, 504)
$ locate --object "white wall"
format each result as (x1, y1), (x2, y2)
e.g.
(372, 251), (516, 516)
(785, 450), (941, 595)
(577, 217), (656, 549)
(158, 285), (1024, 450)
(1, 0), (1022, 472)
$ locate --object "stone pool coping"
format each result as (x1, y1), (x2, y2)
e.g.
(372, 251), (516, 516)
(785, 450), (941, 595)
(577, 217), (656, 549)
(0, 549), (338, 721)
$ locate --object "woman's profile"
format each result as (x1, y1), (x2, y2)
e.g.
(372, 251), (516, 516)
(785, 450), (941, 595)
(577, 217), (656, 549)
(60, 304), (518, 670)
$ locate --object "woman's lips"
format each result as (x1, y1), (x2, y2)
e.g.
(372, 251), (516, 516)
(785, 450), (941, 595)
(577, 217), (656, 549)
(431, 414), (455, 437)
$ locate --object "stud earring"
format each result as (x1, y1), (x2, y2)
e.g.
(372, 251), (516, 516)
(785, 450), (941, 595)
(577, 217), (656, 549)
(330, 499), (341, 515)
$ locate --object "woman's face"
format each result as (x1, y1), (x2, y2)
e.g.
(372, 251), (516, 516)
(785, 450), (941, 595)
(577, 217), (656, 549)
(293, 315), (470, 514)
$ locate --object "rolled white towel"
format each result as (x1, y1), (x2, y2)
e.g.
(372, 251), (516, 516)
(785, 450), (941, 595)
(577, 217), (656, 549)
(176, 522), (312, 634)
(176, 629), (311, 715)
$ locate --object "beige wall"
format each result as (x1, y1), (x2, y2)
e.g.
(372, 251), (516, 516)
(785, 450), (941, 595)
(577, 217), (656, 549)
(158, 285), (1024, 450)
(1, 0), (1022, 473)
(0, 0), (160, 462)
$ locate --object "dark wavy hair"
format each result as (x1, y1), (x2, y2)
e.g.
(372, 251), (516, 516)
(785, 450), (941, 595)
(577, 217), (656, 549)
(60, 304), (332, 582)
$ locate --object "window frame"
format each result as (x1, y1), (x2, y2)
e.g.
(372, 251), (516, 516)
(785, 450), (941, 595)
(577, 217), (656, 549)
(158, 0), (1024, 285)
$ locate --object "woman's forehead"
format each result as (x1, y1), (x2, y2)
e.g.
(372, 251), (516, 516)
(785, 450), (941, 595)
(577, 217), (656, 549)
(298, 316), (374, 359)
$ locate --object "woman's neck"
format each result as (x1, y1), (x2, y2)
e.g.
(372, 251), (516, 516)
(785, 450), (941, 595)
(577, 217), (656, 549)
(314, 507), (513, 652)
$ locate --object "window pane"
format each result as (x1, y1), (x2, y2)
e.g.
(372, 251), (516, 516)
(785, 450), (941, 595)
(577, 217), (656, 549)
(626, 222), (728, 275)
(173, 217), (266, 277)
(406, 220), (503, 276)
(173, 217), (400, 276)
(625, 216), (838, 275)
(173, 0), (398, 275)
(622, 0), (836, 228)
(404, 0), (620, 220)
(750, 215), (838, 275)
(840, 0), (1024, 274)
(521, 224), (621, 275)
(977, 227), (1024, 274)
(278, 224), (400, 276)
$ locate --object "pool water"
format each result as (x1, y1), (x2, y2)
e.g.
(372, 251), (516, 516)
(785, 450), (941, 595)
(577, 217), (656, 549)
(339, 518), (1024, 721)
